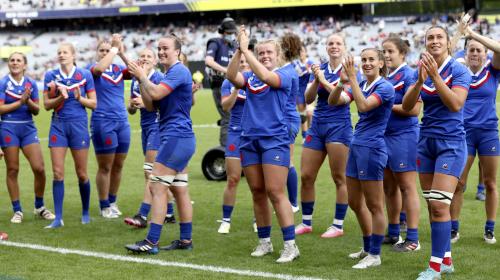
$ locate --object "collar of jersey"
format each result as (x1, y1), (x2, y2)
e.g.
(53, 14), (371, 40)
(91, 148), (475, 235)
(387, 63), (407, 78)
(327, 62), (342, 74)
(362, 76), (382, 92)
(468, 59), (491, 77)
(8, 74), (24, 87)
(437, 56), (452, 74)
(147, 69), (155, 80)
(59, 66), (76, 80)
(165, 61), (181, 74)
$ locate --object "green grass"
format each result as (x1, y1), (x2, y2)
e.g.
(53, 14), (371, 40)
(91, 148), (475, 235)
(0, 89), (499, 280)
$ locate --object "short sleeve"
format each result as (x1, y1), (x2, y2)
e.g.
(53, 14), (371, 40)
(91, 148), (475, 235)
(274, 67), (292, 90)
(30, 80), (39, 101)
(402, 68), (416, 94)
(489, 64), (500, 80)
(84, 70), (96, 94)
(408, 69), (419, 86)
(130, 79), (140, 98)
(43, 71), (55, 92)
(160, 65), (187, 92)
(242, 71), (253, 88)
(221, 79), (232, 97)
(371, 82), (394, 105)
(451, 63), (472, 91)
(206, 41), (218, 58)
(152, 72), (164, 85)
(0, 80), (5, 102)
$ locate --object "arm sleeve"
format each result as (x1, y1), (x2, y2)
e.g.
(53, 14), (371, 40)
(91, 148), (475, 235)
(451, 64), (472, 91)
(160, 65), (184, 92)
(30, 80), (39, 101)
(221, 79), (232, 97)
(84, 70), (96, 94)
(0, 80), (5, 102)
(43, 72), (53, 92)
(274, 68), (291, 90)
(206, 41), (218, 58)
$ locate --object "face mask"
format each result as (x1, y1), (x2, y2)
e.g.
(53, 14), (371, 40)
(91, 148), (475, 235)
(224, 34), (235, 42)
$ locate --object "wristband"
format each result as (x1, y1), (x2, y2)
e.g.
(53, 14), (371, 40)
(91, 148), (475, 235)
(110, 47), (119, 55)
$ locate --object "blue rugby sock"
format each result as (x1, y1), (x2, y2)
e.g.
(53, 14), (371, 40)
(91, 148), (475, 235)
(388, 223), (400, 238)
(53, 180), (64, 220)
(222, 205), (233, 222)
(12, 200), (22, 213)
(281, 225), (295, 241)
(139, 203), (151, 218)
(485, 220), (495, 232)
(301, 201), (314, 226)
(166, 202), (174, 216)
(108, 194), (117, 204)
(333, 203), (348, 229)
(369, 234), (384, 255)
(286, 167), (298, 207)
(180, 222), (192, 241)
(79, 181), (90, 216)
(146, 223), (162, 244)
(363, 235), (371, 252)
(34, 197), (44, 209)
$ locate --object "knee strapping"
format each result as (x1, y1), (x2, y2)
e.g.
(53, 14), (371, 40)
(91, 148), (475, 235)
(172, 173), (188, 187)
(143, 162), (154, 173)
(427, 189), (454, 205)
(150, 174), (175, 187)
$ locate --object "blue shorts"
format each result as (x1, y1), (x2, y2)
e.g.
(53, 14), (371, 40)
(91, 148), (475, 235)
(465, 127), (500, 156)
(91, 119), (131, 154)
(287, 118), (301, 145)
(141, 124), (160, 155)
(346, 144), (388, 181)
(156, 136), (195, 172)
(225, 130), (242, 158)
(417, 136), (467, 178)
(385, 130), (418, 172)
(240, 135), (290, 167)
(0, 122), (39, 148)
(49, 119), (90, 149)
(303, 120), (352, 151)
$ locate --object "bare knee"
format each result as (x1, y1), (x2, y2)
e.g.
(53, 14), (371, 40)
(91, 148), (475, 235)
(301, 172), (316, 189)
(227, 174), (241, 189)
(7, 166), (19, 179)
(32, 163), (45, 177)
(429, 201), (449, 220)
(251, 188), (267, 204)
(365, 200), (384, 215)
(76, 170), (88, 183)
(483, 177), (497, 193)
(52, 167), (64, 181)
(332, 172), (346, 189)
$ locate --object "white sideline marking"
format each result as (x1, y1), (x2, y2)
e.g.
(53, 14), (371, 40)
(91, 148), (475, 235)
(0, 241), (328, 280)
(38, 124), (217, 141)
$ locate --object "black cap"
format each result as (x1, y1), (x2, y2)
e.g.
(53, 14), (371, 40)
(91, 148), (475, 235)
(219, 17), (237, 34)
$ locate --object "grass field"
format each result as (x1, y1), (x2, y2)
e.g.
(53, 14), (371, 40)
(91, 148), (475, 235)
(0, 89), (499, 280)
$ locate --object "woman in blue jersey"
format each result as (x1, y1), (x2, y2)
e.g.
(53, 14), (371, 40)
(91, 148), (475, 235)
(402, 26), (471, 279)
(0, 52), (55, 224)
(44, 42), (97, 228)
(329, 49), (394, 269)
(125, 35), (195, 253)
(449, 22), (500, 245)
(226, 27), (301, 263)
(123, 48), (167, 228)
(381, 37), (421, 251)
(89, 34), (131, 219)
(295, 34), (351, 239)
(217, 55), (250, 234)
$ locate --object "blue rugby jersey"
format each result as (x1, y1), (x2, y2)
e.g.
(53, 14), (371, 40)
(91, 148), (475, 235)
(89, 63), (129, 121)
(308, 62), (352, 123)
(463, 62), (500, 129)
(221, 78), (246, 132)
(385, 63), (419, 135)
(0, 75), (39, 122)
(351, 77), (395, 148)
(157, 61), (194, 137)
(130, 70), (163, 128)
(411, 56), (471, 140)
(43, 67), (95, 120)
(240, 64), (293, 137)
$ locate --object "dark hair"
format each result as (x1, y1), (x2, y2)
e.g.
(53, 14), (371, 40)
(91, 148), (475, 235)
(280, 33), (302, 62)
(464, 38), (488, 52)
(382, 37), (410, 56)
(161, 33), (182, 57)
(361, 48), (387, 77)
(425, 26), (450, 54)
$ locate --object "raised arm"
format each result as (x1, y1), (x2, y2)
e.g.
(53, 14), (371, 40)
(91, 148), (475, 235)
(226, 49), (246, 88)
(92, 34), (122, 75)
(238, 25), (281, 88)
(421, 52), (468, 112)
(344, 56), (381, 113)
(403, 63), (427, 112)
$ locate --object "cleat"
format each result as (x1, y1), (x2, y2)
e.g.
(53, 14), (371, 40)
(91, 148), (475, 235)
(440, 263), (455, 274)
(125, 239), (159, 254)
(160, 240), (193, 251)
(416, 268), (441, 280)
(484, 230), (497, 244)
(44, 219), (64, 229)
(400, 221), (407, 233)
(164, 215), (176, 224)
(0, 232), (8, 240)
(276, 243), (300, 263)
(352, 254), (381, 269)
(348, 248), (368, 259)
(291, 205), (300, 213)
(251, 241), (273, 257)
(383, 234), (402, 245)
(34, 207), (55, 220)
(10, 211), (23, 224)
(124, 214), (147, 228)
(295, 223), (312, 235)
(218, 221), (231, 234)
(320, 226), (344, 238)
(451, 230), (460, 243)
(81, 213), (90, 224)
(110, 203), (122, 216)
(393, 239), (421, 252)
(476, 191), (486, 201)
(101, 207), (119, 219)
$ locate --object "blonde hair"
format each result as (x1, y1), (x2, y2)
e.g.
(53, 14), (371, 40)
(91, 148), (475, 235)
(59, 42), (77, 65)
(255, 39), (282, 65)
